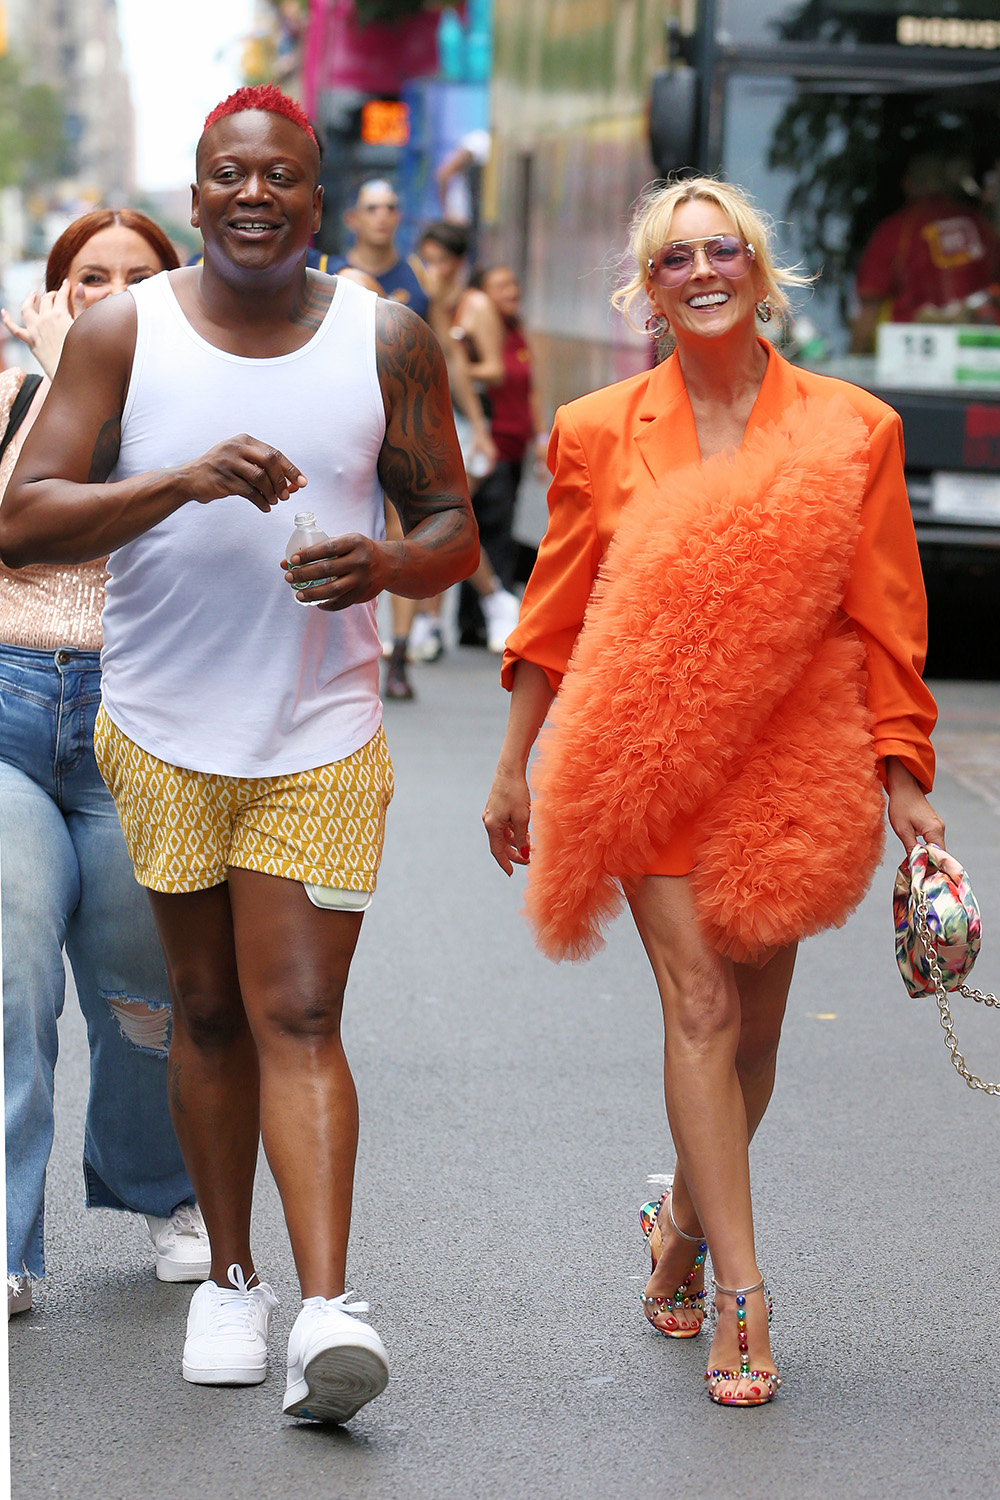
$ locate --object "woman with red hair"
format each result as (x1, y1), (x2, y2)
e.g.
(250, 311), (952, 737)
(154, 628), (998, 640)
(0, 211), (209, 1316)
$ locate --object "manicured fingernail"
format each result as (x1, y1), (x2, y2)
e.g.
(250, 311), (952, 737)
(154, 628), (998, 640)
(520, 846), (530, 858)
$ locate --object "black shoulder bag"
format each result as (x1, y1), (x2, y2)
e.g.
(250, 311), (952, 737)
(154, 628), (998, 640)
(0, 373), (43, 465)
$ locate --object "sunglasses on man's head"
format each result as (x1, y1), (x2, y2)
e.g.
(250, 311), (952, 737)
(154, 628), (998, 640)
(647, 236), (755, 287)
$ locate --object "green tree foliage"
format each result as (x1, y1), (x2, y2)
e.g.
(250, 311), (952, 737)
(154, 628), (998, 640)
(0, 54), (64, 189)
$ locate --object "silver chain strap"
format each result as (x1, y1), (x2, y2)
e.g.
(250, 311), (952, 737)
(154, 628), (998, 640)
(915, 887), (1000, 1095)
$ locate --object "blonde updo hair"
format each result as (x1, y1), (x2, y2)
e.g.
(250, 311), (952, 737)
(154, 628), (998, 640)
(612, 176), (813, 332)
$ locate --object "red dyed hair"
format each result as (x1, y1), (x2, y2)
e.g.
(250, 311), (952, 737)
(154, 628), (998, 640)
(46, 209), (180, 292)
(202, 84), (318, 149)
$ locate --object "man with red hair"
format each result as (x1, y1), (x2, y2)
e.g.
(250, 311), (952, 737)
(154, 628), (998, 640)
(0, 84), (478, 1424)
(200, 82), (319, 147)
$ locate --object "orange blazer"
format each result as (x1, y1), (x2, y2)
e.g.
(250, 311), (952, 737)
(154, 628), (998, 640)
(503, 342), (937, 792)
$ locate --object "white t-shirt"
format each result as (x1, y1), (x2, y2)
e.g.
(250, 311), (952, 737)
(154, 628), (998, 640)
(443, 128), (491, 225)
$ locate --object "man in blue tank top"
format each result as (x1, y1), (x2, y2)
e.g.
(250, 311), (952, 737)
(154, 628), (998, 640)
(329, 179), (430, 320)
(0, 83), (479, 1427)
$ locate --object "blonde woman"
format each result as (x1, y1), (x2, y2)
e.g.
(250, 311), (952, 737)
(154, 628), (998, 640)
(483, 178), (942, 1405)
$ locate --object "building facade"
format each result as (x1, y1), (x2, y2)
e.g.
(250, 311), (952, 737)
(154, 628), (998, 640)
(7, 0), (134, 203)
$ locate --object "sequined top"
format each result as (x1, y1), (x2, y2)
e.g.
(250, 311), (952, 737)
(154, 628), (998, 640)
(0, 366), (107, 651)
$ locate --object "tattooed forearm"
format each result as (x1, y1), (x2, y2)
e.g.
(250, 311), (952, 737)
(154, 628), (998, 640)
(378, 507), (479, 595)
(377, 438), (460, 530)
(87, 416), (122, 483)
(380, 503), (471, 566)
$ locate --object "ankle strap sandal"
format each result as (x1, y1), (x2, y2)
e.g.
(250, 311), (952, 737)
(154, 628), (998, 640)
(638, 1190), (708, 1339)
(705, 1275), (781, 1405)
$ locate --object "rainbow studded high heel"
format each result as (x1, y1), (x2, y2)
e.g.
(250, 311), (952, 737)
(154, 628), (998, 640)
(705, 1275), (781, 1406)
(638, 1190), (707, 1339)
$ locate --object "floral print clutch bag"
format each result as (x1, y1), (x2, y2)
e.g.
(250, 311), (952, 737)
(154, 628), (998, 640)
(894, 842), (999, 1095)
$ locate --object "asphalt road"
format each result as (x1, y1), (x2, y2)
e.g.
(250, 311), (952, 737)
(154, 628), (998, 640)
(8, 660), (1000, 1500)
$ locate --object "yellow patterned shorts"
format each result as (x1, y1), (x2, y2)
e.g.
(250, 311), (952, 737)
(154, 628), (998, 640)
(93, 707), (394, 896)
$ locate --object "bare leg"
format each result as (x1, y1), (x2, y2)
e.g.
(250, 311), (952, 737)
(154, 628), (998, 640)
(390, 593), (420, 641)
(644, 942), (795, 1333)
(227, 870), (363, 1299)
(663, 942), (796, 1236)
(385, 500), (434, 640)
(627, 875), (785, 1399)
(468, 556), (501, 595)
(385, 499), (424, 664)
(147, 885), (261, 1285)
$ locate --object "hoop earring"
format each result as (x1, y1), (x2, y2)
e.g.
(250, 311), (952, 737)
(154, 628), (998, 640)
(755, 298), (773, 324)
(645, 312), (669, 338)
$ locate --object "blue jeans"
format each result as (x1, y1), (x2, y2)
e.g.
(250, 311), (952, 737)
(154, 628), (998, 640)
(0, 644), (193, 1278)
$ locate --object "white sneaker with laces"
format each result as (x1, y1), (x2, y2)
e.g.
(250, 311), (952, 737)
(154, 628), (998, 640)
(480, 587), (520, 654)
(145, 1203), (212, 1282)
(182, 1263), (278, 1386)
(283, 1292), (389, 1423)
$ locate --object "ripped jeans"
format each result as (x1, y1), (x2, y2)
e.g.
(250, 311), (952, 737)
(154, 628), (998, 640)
(0, 645), (193, 1278)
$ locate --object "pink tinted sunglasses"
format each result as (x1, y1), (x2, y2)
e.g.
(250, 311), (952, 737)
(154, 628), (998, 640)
(647, 235), (756, 287)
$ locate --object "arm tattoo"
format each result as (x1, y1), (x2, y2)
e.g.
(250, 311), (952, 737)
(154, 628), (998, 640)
(290, 274), (334, 333)
(376, 299), (467, 550)
(87, 416), (122, 483)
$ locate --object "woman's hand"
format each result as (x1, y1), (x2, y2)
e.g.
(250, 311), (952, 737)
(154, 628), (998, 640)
(483, 764), (532, 875)
(484, 661), (555, 874)
(886, 755), (946, 854)
(422, 260), (452, 307)
(1, 280), (77, 380)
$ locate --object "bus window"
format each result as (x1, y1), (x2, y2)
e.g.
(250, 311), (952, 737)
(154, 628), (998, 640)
(718, 0), (1000, 45)
(722, 74), (848, 353)
(723, 69), (1000, 385)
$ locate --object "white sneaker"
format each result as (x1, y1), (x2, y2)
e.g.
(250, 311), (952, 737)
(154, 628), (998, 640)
(283, 1292), (389, 1423)
(145, 1204), (212, 1282)
(182, 1263), (278, 1386)
(7, 1275), (32, 1318)
(480, 587), (520, 654)
(409, 613), (445, 662)
(407, 612), (432, 661)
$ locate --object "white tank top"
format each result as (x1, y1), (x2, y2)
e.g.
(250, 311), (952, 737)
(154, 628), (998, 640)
(101, 271), (386, 777)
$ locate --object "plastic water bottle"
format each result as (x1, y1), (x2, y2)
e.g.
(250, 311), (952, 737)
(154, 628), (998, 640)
(285, 510), (329, 606)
